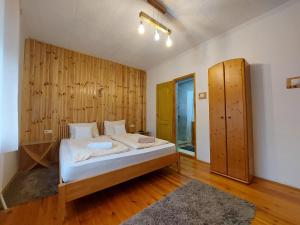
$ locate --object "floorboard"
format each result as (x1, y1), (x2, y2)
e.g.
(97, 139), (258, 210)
(0, 155), (300, 225)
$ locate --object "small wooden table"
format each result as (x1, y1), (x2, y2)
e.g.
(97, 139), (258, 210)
(20, 141), (55, 171)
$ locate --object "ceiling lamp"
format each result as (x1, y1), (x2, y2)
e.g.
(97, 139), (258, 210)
(138, 21), (145, 34)
(138, 11), (173, 47)
(166, 35), (172, 47)
(154, 29), (160, 41)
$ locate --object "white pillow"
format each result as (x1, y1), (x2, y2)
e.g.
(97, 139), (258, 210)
(103, 123), (114, 136)
(113, 124), (127, 135)
(69, 122), (99, 138)
(104, 120), (126, 135)
(73, 126), (93, 139)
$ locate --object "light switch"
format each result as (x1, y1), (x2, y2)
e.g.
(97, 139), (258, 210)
(199, 92), (207, 99)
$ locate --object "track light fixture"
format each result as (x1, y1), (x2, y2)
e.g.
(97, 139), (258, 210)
(138, 11), (173, 47)
(166, 35), (172, 47)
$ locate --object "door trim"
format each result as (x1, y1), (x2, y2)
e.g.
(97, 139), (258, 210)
(174, 73), (197, 159)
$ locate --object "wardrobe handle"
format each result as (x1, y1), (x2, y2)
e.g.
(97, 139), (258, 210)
(227, 116), (231, 119)
(220, 116), (224, 119)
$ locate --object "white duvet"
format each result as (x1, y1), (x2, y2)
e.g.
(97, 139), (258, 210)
(111, 133), (169, 149)
(68, 136), (130, 162)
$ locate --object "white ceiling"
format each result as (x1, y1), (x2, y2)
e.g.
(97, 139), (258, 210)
(21, 0), (288, 70)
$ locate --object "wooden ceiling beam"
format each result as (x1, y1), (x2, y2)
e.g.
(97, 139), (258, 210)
(147, 0), (167, 14)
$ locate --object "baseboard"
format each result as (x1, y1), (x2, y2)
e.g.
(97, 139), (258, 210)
(180, 155), (300, 191)
(254, 176), (300, 192)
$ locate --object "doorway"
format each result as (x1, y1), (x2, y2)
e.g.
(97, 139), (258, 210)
(175, 75), (196, 157)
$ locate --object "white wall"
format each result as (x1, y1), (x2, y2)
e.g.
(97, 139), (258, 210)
(147, 0), (300, 188)
(0, 0), (23, 191)
(0, 0), (5, 192)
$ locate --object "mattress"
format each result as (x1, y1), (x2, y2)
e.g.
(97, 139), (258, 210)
(60, 138), (176, 183)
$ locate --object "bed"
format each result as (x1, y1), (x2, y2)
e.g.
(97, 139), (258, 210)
(58, 134), (180, 223)
(60, 137), (177, 182)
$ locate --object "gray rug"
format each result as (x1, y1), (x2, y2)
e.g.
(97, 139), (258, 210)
(122, 180), (255, 225)
(2, 165), (58, 208)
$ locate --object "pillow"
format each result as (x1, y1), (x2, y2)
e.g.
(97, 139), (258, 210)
(73, 126), (93, 139)
(103, 123), (114, 136)
(69, 122), (99, 138)
(113, 124), (127, 135)
(104, 120), (126, 135)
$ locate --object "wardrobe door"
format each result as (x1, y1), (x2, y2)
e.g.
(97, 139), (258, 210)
(208, 63), (227, 174)
(224, 59), (247, 180)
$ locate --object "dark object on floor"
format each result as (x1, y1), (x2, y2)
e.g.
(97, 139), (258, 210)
(3, 165), (58, 208)
(122, 180), (255, 225)
(181, 145), (194, 152)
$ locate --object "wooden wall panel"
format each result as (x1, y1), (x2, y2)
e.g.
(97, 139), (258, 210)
(21, 39), (146, 144)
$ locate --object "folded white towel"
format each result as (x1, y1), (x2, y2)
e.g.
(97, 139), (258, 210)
(111, 134), (168, 149)
(138, 136), (155, 143)
(87, 142), (113, 149)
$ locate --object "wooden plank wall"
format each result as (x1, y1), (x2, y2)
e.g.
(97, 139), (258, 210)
(20, 39), (146, 144)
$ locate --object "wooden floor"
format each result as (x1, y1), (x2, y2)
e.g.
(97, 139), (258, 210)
(1, 155), (300, 225)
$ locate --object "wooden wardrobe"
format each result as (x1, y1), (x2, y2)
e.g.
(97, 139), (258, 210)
(208, 58), (254, 183)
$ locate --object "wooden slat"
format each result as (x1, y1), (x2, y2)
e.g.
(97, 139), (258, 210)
(20, 39), (147, 144)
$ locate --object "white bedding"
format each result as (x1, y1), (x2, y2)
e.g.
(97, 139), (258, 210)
(60, 138), (176, 183)
(68, 136), (129, 162)
(111, 133), (168, 149)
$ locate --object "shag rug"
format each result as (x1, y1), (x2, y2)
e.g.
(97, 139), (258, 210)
(2, 165), (58, 208)
(122, 180), (255, 225)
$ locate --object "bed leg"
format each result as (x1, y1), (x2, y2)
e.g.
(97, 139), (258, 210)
(58, 184), (66, 225)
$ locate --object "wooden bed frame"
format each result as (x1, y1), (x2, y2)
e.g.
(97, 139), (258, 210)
(58, 152), (180, 224)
